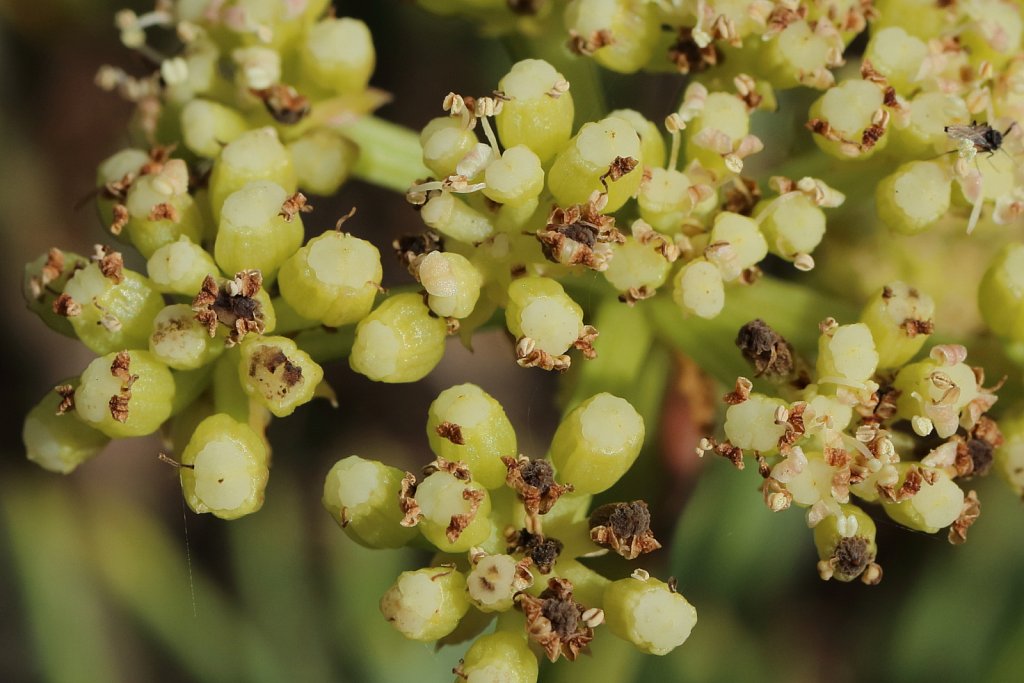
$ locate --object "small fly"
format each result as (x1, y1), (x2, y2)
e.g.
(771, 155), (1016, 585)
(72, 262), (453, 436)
(944, 120), (1015, 159)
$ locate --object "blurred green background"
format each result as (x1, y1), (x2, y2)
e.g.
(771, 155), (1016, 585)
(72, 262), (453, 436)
(3, 2), (1024, 682)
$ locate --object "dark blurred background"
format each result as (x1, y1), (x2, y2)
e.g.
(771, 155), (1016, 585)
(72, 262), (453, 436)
(2, 2), (1024, 682)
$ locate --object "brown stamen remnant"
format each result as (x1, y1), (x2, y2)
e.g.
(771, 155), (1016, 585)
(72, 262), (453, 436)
(110, 203), (130, 236)
(857, 384), (902, 424)
(398, 472), (421, 527)
(589, 501), (661, 560)
(877, 465), (931, 503)
(192, 271), (266, 346)
(567, 28), (614, 56)
(818, 535), (878, 583)
(600, 156), (638, 189)
(393, 230), (444, 277)
(148, 202), (180, 223)
(32, 248), (66, 301)
(762, 477), (793, 512)
(92, 245), (125, 284)
(723, 377), (753, 405)
(515, 336), (571, 372)
(736, 319), (795, 378)
(722, 176), (763, 216)
(516, 577), (602, 662)
(697, 437), (745, 469)
(536, 199), (624, 271)
(948, 490), (981, 545)
(448, 488), (485, 542)
(250, 84), (311, 125)
(424, 456), (473, 481)
(955, 415), (1002, 478)
(248, 346), (304, 397)
(108, 351), (138, 423)
(901, 317), (935, 337)
(52, 293), (82, 318)
(573, 325), (599, 360)
(54, 384), (76, 415)
(668, 27), (719, 74)
(502, 455), (574, 518)
(435, 421), (465, 445)
(506, 528), (564, 574)
(279, 192), (313, 222)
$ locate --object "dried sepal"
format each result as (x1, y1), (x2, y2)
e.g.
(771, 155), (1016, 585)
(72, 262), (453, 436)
(108, 351), (138, 423)
(537, 199), (624, 271)
(948, 490), (980, 545)
(502, 455), (573, 519)
(54, 384), (76, 414)
(191, 271), (266, 346)
(515, 577), (601, 662)
(398, 472), (421, 527)
(588, 501), (661, 560)
(92, 245), (124, 284)
(251, 84), (311, 125)
(278, 192), (313, 222)
(506, 528), (564, 574)
(515, 337), (571, 372)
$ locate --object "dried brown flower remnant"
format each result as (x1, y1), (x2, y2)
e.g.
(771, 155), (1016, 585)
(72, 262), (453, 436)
(92, 245), (125, 284)
(251, 84), (311, 125)
(398, 472), (421, 527)
(736, 319), (795, 378)
(147, 202), (179, 223)
(447, 487), (485, 542)
(955, 415), (1003, 478)
(435, 421), (465, 445)
(279, 192), (313, 222)
(668, 27), (719, 74)
(34, 248), (65, 297)
(878, 465), (931, 503)
(696, 437), (745, 470)
(601, 156), (638, 188)
(537, 199), (624, 271)
(567, 28), (614, 56)
(506, 528), (564, 574)
(820, 535), (875, 582)
(515, 336), (571, 372)
(192, 271), (266, 346)
(110, 203), (130, 236)
(248, 346), (304, 398)
(54, 384), (76, 415)
(502, 455), (573, 519)
(948, 490), (980, 545)
(573, 325), (599, 360)
(723, 377), (753, 405)
(516, 577), (602, 662)
(52, 293), (82, 318)
(589, 501), (661, 560)
(393, 230), (443, 276)
(108, 351), (138, 423)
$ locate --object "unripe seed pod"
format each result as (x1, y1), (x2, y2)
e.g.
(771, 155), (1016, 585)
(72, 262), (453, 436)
(146, 236), (220, 296)
(755, 193), (826, 260)
(496, 59), (574, 164)
(637, 168), (693, 232)
(881, 464), (964, 533)
(237, 335), (324, 417)
(62, 261), (165, 355)
(298, 17), (375, 97)
(549, 393), (644, 494)
(457, 631), (538, 683)
(421, 116), (480, 179)
(149, 303), (224, 370)
(179, 413), (269, 520)
(23, 248), (87, 337)
(482, 145), (545, 206)
(979, 244), (1024, 342)
(505, 277), (585, 356)
(180, 99), (248, 158)
(548, 116), (642, 212)
(723, 393), (787, 453)
(426, 383), (517, 489)
(75, 350), (176, 438)
(379, 567), (470, 642)
(215, 180), (304, 282)
(708, 212), (767, 282)
(350, 293), (448, 383)
(420, 192), (494, 244)
(672, 258), (725, 320)
(813, 505), (878, 582)
(322, 456), (419, 549)
(286, 129), (358, 196)
(415, 469), (493, 552)
(209, 127), (297, 221)
(278, 231), (382, 327)
(23, 386), (109, 474)
(603, 575), (697, 655)
(123, 160), (204, 258)
(876, 161), (951, 235)
(602, 236), (672, 296)
(860, 282), (935, 370)
(815, 322), (879, 388)
(564, 0), (660, 74)
(419, 251), (483, 319)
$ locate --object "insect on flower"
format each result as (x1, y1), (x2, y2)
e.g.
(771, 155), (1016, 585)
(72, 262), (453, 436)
(944, 120), (1016, 160)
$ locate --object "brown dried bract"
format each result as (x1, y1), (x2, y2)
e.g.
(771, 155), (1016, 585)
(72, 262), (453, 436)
(92, 245), (124, 284)
(279, 192), (313, 222)
(435, 421), (465, 445)
(140, 144), (176, 176)
(192, 271), (266, 346)
(516, 577), (602, 662)
(397, 472), (422, 528)
(52, 293), (82, 318)
(54, 384), (76, 415)
(567, 28), (614, 56)
(618, 286), (656, 305)
(573, 325), (599, 360)
(857, 384), (901, 424)
(736, 319), (796, 378)
(28, 248), (66, 301)
(393, 231), (443, 276)
(502, 455), (573, 518)
(251, 84), (311, 125)
(588, 501), (661, 560)
(506, 528), (564, 574)
(668, 27), (719, 74)
(537, 200), (624, 271)
(954, 416), (1002, 478)
(948, 490), (980, 545)
(515, 337), (571, 372)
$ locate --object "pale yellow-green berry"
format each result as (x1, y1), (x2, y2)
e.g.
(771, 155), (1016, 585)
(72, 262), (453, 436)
(298, 17), (375, 96)
(882, 464), (964, 533)
(859, 282), (935, 370)
(123, 160), (204, 258)
(873, 0), (948, 39)
(755, 193), (826, 261)
(602, 235), (672, 297)
(549, 393), (644, 495)
(684, 92), (750, 173)
(637, 168), (694, 233)
(959, 0), (1022, 68)
(548, 116), (643, 212)
(784, 451), (838, 507)
(426, 383), (517, 489)
(277, 231), (382, 327)
(414, 469), (493, 552)
(22, 248), (86, 337)
(180, 98), (249, 158)
(322, 456), (419, 549)
(892, 356), (979, 438)
(179, 413), (269, 520)
(495, 59), (574, 164)
(62, 262), (165, 355)
(418, 251), (483, 319)
(809, 79), (887, 159)
(672, 258), (725, 319)
(96, 147), (149, 230)
(482, 145), (545, 206)
(237, 335), (324, 417)
(815, 322), (879, 389)
(995, 412), (1024, 496)
(214, 180), (304, 282)
(723, 393), (787, 453)
(380, 567), (470, 642)
(349, 293), (448, 383)
(609, 108), (666, 169)
(209, 127), (297, 220)
(763, 20), (835, 89)
(891, 92), (969, 158)
(979, 243), (1024, 342)
(876, 161), (951, 235)
(146, 237), (220, 296)
(505, 277), (585, 356)
(286, 129), (358, 196)
(564, 0), (660, 74)
(75, 350), (176, 438)
(421, 116), (480, 179)
(420, 192), (494, 244)
(457, 631), (538, 683)
(863, 27), (927, 95)
(149, 303), (224, 370)
(23, 387), (109, 474)
(707, 212), (767, 282)
(603, 575), (697, 655)
(466, 553), (530, 613)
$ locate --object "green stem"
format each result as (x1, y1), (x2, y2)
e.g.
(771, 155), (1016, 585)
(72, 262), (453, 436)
(337, 116), (429, 193)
